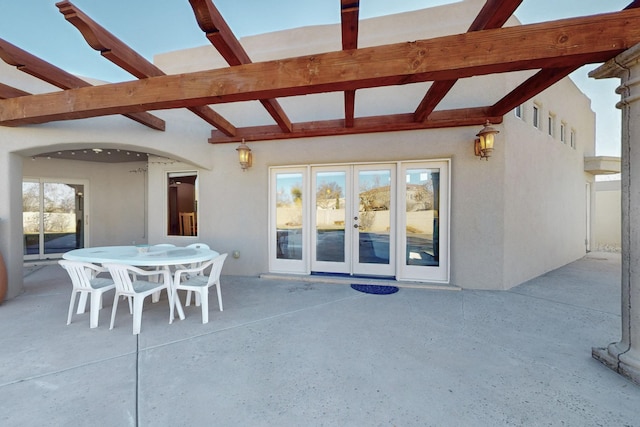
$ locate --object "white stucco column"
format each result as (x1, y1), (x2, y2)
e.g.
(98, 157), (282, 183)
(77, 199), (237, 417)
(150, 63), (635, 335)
(0, 151), (25, 301)
(590, 44), (640, 384)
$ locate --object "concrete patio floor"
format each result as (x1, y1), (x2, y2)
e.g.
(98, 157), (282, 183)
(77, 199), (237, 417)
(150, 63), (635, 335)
(1, 252), (638, 426)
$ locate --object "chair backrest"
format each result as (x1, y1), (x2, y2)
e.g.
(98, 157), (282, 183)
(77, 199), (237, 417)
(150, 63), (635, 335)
(187, 243), (210, 250)
(153, 243), (176, 247)
(103, 263), (137, 294)
(205, 253), (227, 286)
(59, 260), (98, 290)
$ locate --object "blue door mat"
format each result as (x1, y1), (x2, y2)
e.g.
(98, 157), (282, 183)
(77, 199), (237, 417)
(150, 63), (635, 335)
(350, 284), (399, 295)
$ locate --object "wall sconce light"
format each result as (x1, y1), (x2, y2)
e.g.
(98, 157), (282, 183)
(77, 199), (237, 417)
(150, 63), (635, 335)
(236, 139), (252, 171)
(474, 120), (499, 160)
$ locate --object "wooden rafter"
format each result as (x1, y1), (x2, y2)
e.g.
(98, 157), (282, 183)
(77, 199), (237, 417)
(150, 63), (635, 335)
(491, 66), (582, 117)
(0, 38), (165, 130)
(413, 0), (523, 122)
(626, 0), (640, 9)
(188, 0), (292, 133)
(1, 8), (640, 140)
(0, 82), (30, 99)
(56, 0), (235, 136)
(341, 0), (359, 128)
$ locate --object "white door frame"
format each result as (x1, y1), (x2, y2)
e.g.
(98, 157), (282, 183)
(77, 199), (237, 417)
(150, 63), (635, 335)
(269, 159), (451, 284)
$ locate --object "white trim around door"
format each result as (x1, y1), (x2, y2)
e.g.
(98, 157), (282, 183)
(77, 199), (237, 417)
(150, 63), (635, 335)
(269, 159), (450, 284)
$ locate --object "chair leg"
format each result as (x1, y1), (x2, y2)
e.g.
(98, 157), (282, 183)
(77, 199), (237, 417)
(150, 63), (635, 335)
(132, 295), (144, 335)
(77, 292), (88, 314)
(67, 290), (78, 325)
(151, 267), (168, 303)
(89, 292), (101, 328)
(168, 287), (175, 324)
(151, 290), (161, 303)
(171, 287), (185, 321)
(200, 289), (209, 324)
(186, 290), (192, 306)
(110, 292), (121, 330)
(215, 282), (223, 312)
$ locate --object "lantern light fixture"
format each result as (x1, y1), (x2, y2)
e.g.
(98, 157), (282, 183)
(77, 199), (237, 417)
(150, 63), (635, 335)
(474, 120), (499, 160)
(236, 139), (252, 171)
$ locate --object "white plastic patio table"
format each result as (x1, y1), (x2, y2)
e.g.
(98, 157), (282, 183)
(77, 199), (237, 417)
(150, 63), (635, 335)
(62, 245), (219, 321)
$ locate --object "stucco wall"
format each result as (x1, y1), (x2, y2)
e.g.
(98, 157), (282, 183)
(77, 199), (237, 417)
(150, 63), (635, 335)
(0, 152), (24, 300)
(502, 77), (595, 289)
(145, 126), (507, 288)
(595, 179), (621, 251)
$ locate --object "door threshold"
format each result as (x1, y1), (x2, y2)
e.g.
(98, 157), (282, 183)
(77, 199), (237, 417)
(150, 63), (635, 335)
(260, 272), (460, 291)
(310, 271), (396, 281)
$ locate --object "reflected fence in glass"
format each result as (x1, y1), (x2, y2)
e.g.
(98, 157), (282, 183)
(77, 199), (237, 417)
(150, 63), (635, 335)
(405, 169), (439, 267)
(276, 172), (304, 260)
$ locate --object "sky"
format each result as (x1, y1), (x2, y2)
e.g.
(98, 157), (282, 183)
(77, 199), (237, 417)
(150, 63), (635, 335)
(0, 0), (634, 156)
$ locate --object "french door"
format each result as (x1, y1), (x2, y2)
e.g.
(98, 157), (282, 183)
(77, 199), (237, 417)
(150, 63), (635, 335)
(23, 178), (89, 261)
(270, 160), (449, 283)
(311, 164), (395, 277)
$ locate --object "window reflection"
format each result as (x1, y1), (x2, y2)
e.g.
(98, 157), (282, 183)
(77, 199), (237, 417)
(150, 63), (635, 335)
(405, 168), (439, 266)
(276, 173), (303, 260)
(315, 171), (345, 262)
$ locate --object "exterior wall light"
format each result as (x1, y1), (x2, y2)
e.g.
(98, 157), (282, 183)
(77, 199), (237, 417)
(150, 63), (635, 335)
(236, 139), (252, 171)
(474, 120), (499, 160)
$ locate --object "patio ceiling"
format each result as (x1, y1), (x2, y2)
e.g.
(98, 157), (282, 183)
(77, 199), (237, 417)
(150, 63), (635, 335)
(1, 0), (640, 145)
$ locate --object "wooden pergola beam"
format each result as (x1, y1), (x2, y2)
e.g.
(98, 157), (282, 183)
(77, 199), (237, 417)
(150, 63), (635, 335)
(209, 107), (502, 143)
(0, 37), (165, 130)
(468, 0), (523, 31)
(2, 9), (640, 128)
(56, 0), (236, 136)
(0, 82), (30, 99)
(341, 0), (359, 128)
(188, 0), (292, 133)
(413, 0), (523, 122)
(491, 66), (581, 117)
(481, 0), (640, 119)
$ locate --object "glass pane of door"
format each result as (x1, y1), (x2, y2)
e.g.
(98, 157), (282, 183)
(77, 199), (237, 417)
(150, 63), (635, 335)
(405, 168), (439, 266)
(399, 161), (449, 283)
(43, 183), (84, 254)
(353, 165), (395, 276)
(312, 168), (350, 273)
(23, 180), (86, 260)
(275, 172), (304, 260)
(23, 181), (41, 256)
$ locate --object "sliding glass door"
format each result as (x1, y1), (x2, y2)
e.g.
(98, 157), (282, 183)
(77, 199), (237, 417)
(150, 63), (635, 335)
(23, 179), (89, 260)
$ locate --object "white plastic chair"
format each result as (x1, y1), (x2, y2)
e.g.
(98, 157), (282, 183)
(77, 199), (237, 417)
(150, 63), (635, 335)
(104, 263), (176, 335)
(59, 260), (115, 328)
(182, 243), (216, 302)
(173, 253), (227, 324)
